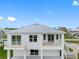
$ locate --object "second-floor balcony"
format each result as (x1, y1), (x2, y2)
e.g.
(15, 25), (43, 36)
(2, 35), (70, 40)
(4, 41), (26, 50)
(43, 42), (63, 50)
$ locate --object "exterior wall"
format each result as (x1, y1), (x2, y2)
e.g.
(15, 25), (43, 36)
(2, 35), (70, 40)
(13, 50), (61, 56)
(12, 56), (61, 59)
(43, 34), (63, 45)
(27, 56), (40, 59)
(43, 56), (61, 59)
(25, 34), (43, 49)
(13, 50), (24, 56)
(6, 33), (64, 59)
(43, 50), (60, 56)
(7, 33), (63, 48)
(7, 34), (24, 45)
(7, 33), (43, 46)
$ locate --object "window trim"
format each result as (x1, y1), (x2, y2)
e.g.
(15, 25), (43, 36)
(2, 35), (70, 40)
(29, 35), (37, 42)
(11, 35), (21, 45)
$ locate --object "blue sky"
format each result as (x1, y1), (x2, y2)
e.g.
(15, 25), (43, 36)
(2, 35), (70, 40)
(0, 0), (79, 28)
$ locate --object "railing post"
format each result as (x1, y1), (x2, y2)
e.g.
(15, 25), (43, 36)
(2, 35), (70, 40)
(7, 49), (10, 59)
(24, 43), (26, 59)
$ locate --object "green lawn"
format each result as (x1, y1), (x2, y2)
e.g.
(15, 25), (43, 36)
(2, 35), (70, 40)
(66, 41), (79, 44)
(78, 54), (79, 59)
(0, 46), (13, 59)
(64, 34), (78, 39)
(0, 46), (7, 59)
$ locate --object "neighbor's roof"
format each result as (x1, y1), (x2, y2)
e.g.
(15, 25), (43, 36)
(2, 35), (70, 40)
(7, 23), (65, 34)
(69, 29), (79, 32)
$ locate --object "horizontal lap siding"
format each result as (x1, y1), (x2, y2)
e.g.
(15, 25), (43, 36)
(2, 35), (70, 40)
(43, 50), (60, 56)
(14, 50), (24, 56)
(43, 56), (61, 59)
(12, 56), (61, 59)
(27, 56), (40, 59)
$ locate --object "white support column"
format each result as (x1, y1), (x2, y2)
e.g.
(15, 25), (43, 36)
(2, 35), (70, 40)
(61, 34), (64, 46)
(61, 49), (64, 59)
(7, 50), (10, 59)
(54, 34), (56, 43)
(41, 49), (43, 59)
(24, 50), (26, 59)
(46, 34), (48, 43)
(61, 34), (64, 59)
(75, 48), (77, 59)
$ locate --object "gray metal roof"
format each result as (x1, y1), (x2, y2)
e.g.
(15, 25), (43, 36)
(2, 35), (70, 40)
(8, 23), (65, 34)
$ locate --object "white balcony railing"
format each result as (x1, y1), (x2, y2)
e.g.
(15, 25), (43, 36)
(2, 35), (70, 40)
(4, 41), (26, 50)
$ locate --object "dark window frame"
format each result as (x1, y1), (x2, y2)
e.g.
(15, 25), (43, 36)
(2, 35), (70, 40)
(56, 34), (58, 40)
(43, 34), (46, 40)
(29, 35), (37, 42)
(12, 35), (21, 45)
(30, 49), (39, 55)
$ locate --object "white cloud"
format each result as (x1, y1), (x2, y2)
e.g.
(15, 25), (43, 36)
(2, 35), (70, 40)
(0, 16), (4, 20)
(73, 0), (79, 6)
(33, 18), (40, 21)
(8, 16), (16, 22)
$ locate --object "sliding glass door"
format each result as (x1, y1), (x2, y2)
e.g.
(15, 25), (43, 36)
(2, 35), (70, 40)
(48, 34), (54, 42)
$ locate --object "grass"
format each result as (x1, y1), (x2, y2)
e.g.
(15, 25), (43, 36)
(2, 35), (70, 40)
(0, 46), (7, 59)
(0, 46), (13, 59)
(78, 54), (79, 59)
(64, 54), (79, 59)
(66, 41), (79, 44)
(64, 34), (78, 39)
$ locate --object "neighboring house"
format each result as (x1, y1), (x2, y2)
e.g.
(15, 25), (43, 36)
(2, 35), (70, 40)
(0, 30), (4, 46)
(4, 23), (65, 59)
(68, 28), (79, 38)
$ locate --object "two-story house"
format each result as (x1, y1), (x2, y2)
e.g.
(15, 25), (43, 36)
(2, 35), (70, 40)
(4, 23), (65, 59)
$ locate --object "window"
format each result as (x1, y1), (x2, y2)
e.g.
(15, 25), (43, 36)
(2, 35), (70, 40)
(56, 34), (58, 40)
(60, 50), (61, 56)
(43, 34), (46, 40)
(12, 35), (21, 45)
(48, 34), (50, 41)
(48, 34), (54, 42)
(30, 49), (39, 55)
(29, 35), (37, 42)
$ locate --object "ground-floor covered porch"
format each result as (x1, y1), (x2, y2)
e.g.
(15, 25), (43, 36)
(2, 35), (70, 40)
(7, 49), (63, 59)
(11, 56), (61, 59)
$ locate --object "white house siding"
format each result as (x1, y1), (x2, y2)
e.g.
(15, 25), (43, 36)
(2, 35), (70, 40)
(43, 50), (60, 56)
(12, 56), (61, 59)
(25, 34), (43, 49)
(43, 56), (61, 59)
(11, 56), (24, 59)
(14, 50), (24, 56)
(7, 34), (23, 45)
(13, 50), (61, 57)
(27, 56), (40, 59)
